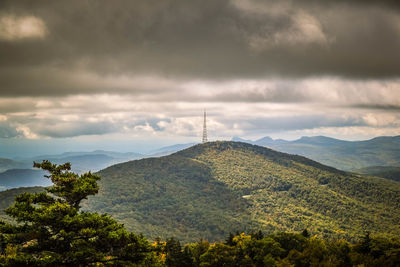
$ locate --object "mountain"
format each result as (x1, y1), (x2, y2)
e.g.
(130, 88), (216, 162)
(293, 136), (348, 146)
(0, 169), (52, 190)
(233, 135), (400, 171)
(353, 166), (400, 182)
(84, 141), (400, 242)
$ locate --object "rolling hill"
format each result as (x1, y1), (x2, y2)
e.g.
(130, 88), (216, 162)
(233, 135), (400, 171)
(84, 141), (400, 242)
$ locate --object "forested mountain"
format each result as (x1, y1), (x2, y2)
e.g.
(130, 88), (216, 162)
(1, 166), (398, 266)
(233, 135), (400, 171)
(84, 141), (400, 243)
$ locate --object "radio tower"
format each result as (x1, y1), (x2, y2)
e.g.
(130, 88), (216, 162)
(202, 109), (208, 143)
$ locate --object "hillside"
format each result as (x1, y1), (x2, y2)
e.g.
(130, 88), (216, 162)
(353, 166), (400, 182)
(85, 141), (400, 242)
(234, 135), (400, 170)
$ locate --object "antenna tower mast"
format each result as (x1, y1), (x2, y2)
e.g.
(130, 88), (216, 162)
(202, 110), (208, 143)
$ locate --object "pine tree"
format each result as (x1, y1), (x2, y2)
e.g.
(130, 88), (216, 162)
(0, 160), (149, 266)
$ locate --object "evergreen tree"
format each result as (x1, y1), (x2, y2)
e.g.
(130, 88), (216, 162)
(0, 160), (149, 266)
(164, 237), (191, 267)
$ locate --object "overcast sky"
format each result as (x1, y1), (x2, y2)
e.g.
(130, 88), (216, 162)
(1, 0), (400, 156)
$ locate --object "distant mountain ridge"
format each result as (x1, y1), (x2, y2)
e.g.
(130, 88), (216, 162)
(0, 158), (27, 173)
(232, 135), (400, 170)
(1, 150), (144, 174)
(84, 141), (400, 242)
(0, 151), (145, 190)
(0, 169), (51, 191)
(2, 135), (400, 190)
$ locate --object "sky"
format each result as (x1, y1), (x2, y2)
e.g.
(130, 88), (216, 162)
(1, 0), (400, 156)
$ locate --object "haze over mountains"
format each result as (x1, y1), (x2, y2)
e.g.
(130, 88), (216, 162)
(1, 135), (400, 191)
(0, 151), (143, 190)
(0, 169), (50, 191)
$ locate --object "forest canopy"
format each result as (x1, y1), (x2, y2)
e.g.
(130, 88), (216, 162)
(0, 161), (399, 266)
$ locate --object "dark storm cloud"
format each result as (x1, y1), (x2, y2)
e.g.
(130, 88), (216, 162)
(0, 0), (399, 141)
(0, 0), (400, 97)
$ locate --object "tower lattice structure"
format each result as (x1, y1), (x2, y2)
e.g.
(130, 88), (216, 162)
(202, 110), (208, 143)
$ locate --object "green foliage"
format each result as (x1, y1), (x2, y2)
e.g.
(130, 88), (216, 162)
(85, 141), (400, 242)
(161, 232), (400, 267)
(354, 165), (400, 182)
(0, 157), (399, 266)
(0, 160), (150, 266)
(85, 154), (252, 242)
(0, 187), (45, 223)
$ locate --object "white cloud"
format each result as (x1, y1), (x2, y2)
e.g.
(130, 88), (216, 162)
(16, 125), (39, 139)
(0, 76), (399, 140)
(0, 15), (47, 40)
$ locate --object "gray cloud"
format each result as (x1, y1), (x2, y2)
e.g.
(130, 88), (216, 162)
(219, 114), (366, 133)
(351, 104), (400, 111)
(0, 121), (19, 138)
(0, 0), (399, 142)
(0, 0), (399, 98)
(33, 121), (118, 138)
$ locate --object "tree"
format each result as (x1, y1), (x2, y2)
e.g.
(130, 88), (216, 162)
(0, 160), (149, 266)
(164, 237), (192, 267)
